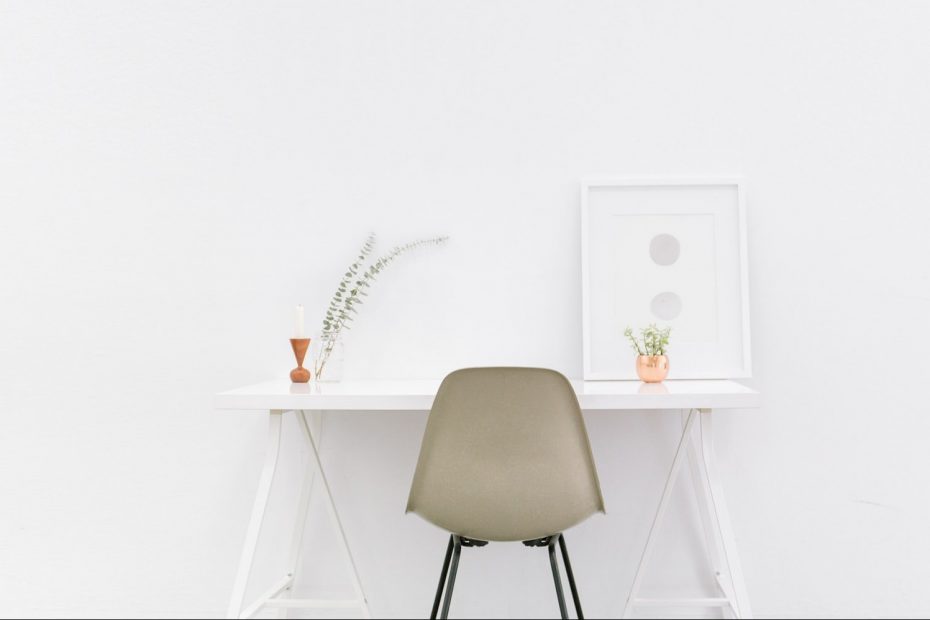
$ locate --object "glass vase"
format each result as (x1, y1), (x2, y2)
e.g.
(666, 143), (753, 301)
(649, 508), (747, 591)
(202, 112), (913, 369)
(312, 330), (345, 382)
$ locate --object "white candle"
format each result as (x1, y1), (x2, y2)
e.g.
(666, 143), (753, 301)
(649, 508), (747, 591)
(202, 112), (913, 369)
(294, 305), (305, 338)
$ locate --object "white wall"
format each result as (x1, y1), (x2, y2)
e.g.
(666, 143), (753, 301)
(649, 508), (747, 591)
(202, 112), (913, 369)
(2, 1), (929, 617)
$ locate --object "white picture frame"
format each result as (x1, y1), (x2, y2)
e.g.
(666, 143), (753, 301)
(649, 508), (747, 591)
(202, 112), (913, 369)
(581, 177), (752, 380)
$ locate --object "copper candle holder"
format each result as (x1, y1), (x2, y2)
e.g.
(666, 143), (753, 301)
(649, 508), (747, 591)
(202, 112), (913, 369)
(289, 338), (312, 383)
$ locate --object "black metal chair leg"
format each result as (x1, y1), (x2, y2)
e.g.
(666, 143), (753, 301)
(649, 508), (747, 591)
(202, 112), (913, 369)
(558, 534), (584, 619)
(440, 535), (462, 619)
(548, 535), (569, 620)
(430, 536), (455, 619)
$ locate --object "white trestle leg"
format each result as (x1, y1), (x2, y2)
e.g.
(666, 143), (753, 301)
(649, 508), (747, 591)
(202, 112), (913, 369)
(227, 411), (285, 619)
(275, 412), (320, 618)
(622, 408), (753, 619)
(696, 410), (753, 618)
(227, 409), (371, 619)
(298, 410), (372, 619)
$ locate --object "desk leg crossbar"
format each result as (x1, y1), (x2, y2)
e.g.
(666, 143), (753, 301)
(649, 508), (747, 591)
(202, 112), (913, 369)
(623, 409), (753, 619)
(227, 410), (371, 619)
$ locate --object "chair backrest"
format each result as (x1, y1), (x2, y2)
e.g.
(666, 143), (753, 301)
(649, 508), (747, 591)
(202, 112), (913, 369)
(406, 367), (605, 542)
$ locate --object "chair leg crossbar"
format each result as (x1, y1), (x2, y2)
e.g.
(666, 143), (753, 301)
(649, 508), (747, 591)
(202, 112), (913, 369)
(430, 533), (584, 620)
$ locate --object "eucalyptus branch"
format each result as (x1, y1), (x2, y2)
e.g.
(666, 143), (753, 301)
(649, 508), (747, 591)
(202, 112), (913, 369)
(314, 233), (448, 379)
(326, 235), (448, 336)
(322, 233), (375, 334)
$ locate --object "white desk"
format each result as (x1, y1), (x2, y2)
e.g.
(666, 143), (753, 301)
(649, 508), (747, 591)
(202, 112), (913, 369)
(217, 379), (760, 619)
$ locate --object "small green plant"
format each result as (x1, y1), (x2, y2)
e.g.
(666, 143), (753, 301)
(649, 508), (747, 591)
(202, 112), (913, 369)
(624, 324), (672, 357)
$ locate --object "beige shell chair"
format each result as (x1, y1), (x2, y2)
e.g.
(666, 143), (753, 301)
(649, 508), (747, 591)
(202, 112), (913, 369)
(407, 367), (605, 619)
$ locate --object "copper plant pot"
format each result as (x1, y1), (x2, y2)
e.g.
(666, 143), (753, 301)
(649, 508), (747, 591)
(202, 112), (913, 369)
(636, 355), (669, 383)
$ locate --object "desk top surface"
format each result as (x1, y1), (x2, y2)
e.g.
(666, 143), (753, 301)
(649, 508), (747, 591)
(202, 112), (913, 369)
(215, 379), (760, 411)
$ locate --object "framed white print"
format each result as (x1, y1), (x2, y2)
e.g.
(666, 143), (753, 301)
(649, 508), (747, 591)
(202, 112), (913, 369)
(581, 178), (752, 380)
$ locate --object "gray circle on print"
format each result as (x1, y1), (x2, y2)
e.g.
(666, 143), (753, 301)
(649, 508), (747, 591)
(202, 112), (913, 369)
(649, 234), (680, 266)
(650, 291), (683, 320)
